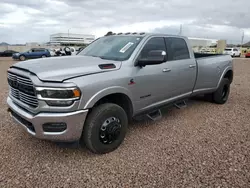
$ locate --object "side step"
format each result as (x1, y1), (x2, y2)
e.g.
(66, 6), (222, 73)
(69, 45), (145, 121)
(146, 109), (162, 121)
(174, 100), (187, 109)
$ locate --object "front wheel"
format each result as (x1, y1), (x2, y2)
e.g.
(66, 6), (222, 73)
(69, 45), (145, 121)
(41, 55), (47, 58)
(82, 103), (128, 154)
(19, 55), (26, 61)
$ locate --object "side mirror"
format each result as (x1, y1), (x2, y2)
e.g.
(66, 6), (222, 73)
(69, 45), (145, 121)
(137, 50), (166, 67)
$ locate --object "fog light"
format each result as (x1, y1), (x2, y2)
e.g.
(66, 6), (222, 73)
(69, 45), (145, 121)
(45, 100), (74, 107)
(43, 122), (67, 132)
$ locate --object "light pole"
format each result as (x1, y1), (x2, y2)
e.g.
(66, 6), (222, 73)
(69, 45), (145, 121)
(68, 28), (71, 46)
(241, 30), (244, 47)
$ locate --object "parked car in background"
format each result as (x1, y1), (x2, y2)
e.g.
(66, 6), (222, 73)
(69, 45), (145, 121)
(48, 49), (56, 57)
(54, 47), (77, 56)
(245, 52), (250, 58)
(54, 48), (65, 56)
(199, 48), (216, 54)
(65, 47), (77, 56)
(0, 50), (19, 57)
(223, 48), (241, 57)
(12, 48), (51, 61)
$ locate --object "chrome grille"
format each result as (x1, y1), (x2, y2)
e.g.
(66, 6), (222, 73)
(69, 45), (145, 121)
(8, 72), (38, 108)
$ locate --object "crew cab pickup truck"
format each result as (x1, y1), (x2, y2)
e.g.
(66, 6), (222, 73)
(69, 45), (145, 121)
(7, 33), (233, 154)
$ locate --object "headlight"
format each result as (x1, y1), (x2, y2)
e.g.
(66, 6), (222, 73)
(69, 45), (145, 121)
(38, 89), (80, 99)
(36, 87), (81, 107)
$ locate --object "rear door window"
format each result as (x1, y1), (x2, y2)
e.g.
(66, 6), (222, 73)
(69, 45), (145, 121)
(164, 37), (190, 61)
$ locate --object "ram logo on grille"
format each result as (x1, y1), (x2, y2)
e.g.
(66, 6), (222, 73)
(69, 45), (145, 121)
(7, 72), (38, 108)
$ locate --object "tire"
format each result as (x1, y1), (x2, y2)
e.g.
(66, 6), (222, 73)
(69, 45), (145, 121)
(19, 55), (25, 61)
(41, 55), (47, 58)
(211, 78), (230, 104)
(82, 103), (128, 154)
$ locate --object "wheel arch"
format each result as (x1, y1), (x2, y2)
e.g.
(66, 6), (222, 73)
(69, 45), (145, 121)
(216, 67), (233, 88)
(223, 69), (233, 83)
(19, 54), (26, 60)
(84, 87), (134, 120)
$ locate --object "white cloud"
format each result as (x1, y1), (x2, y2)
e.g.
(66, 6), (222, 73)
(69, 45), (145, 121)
(0, 0), (250, 44)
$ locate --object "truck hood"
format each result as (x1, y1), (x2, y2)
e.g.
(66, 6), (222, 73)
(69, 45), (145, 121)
(11, 56), (122, 82)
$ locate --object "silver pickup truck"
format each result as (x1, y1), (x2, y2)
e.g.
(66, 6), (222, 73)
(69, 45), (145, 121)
(7, 33), (233, 154)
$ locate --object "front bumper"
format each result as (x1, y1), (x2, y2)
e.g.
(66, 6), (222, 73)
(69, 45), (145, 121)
(7, 97), (88, 142)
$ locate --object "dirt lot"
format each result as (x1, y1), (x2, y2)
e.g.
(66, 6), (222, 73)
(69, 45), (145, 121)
(0, 57), (249, 187)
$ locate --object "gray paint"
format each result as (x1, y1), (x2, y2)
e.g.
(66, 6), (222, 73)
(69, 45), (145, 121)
(12, 56), (122, 82)
(7, 33), (233, 141)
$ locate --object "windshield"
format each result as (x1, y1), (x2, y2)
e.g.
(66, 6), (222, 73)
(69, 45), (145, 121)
(78, 35), (143, 61)
(224, 48), (232, 51)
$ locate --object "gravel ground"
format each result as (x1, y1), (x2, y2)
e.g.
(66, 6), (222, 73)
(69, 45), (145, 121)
(0, 57), (250, 188)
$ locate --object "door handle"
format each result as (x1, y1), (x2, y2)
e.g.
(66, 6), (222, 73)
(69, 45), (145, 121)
(163, 68), (171, 72)
(189, 64), (196, 68)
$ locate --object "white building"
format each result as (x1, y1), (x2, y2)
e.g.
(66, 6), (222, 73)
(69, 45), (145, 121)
(50, 33), (95, 45)
(26, 42), (40, 46)
(188, 37), (218, 47)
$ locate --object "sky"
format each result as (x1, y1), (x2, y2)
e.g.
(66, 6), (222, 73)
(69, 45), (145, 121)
(1, 0), (250, 44)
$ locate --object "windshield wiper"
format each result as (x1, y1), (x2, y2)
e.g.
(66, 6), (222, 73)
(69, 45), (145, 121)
(87, 55), (108, 60)
(99, 56), (121, 61)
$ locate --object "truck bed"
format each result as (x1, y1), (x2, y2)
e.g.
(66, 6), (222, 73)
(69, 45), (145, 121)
(194, 53), (225, 59)
(193, 53), (232, 93)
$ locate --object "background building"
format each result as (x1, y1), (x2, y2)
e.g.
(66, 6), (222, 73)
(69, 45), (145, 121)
(188, 37), (218, 47)
(49, 33), (95, 46)
(26, 42), (40, 47)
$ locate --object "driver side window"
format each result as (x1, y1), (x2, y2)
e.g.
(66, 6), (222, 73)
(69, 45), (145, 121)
(140, 37), (166, 59)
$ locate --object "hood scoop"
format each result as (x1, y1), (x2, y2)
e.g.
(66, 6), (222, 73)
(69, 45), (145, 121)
(98, 64), (116, 69)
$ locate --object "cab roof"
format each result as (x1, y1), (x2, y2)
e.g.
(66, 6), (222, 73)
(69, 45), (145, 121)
(105, 32), (187, 39)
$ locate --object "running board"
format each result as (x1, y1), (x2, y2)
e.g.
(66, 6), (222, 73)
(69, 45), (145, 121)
(146, 109), (162, 121)
(174, 100), (187, 109)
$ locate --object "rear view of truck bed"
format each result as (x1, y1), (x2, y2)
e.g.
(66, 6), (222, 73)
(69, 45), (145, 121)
(193, 53), (233, 94)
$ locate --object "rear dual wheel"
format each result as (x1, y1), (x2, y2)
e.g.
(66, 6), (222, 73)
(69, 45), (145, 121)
(206, 78), (230, 104)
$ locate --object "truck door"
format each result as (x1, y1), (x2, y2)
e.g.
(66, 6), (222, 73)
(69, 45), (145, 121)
(131, 37), (171, 111)
(163, 37), (197, 98)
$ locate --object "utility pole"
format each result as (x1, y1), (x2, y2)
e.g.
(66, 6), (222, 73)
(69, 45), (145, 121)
(241, 30), (244, 47)
(68, 28), (71, 46)
(179, 24), (183, 35)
